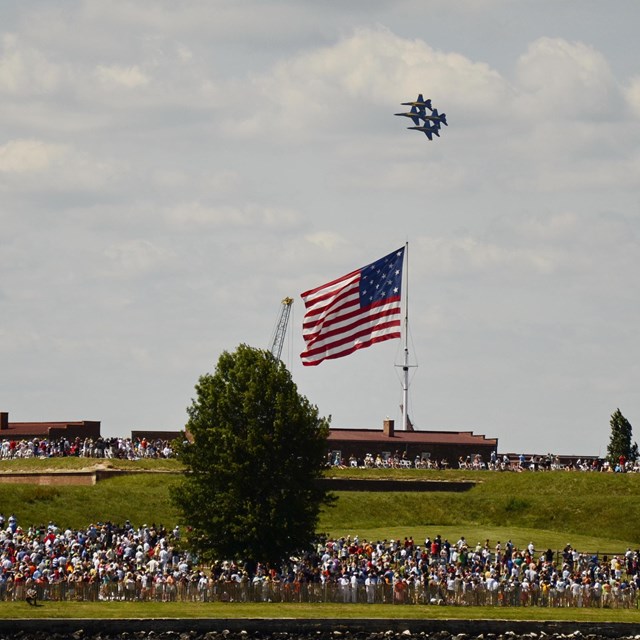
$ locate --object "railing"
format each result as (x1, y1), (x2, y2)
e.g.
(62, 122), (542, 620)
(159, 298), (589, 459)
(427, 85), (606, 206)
(3, 579), (637, 608)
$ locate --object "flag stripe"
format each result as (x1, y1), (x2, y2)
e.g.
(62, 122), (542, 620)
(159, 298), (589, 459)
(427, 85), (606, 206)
(300, 269), (360, 301)
(303, 332), (402, 365)
(303, 298), (401, 345)
(301, 316), (402, 363)
(301, 277), (359, 322)
(300, 247), (405, 366)
(302, 289), (360, 336)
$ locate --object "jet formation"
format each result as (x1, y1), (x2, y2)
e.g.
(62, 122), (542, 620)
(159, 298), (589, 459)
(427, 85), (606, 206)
(395, 94), (448, 141)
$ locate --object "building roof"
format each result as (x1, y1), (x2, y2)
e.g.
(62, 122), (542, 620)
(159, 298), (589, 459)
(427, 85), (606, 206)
(328, 428), (497, 447)
(0, 420), (100, 439)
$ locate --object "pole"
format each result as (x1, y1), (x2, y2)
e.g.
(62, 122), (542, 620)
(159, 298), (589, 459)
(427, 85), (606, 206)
(402, 242), (409, 431)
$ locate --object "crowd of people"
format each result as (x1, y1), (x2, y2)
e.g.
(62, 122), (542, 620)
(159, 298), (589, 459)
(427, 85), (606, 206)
(334, 451), (636, 473)
(2, 437), (634, 473)
(0, 513), (639, 608)
(0, 437), (175, 460)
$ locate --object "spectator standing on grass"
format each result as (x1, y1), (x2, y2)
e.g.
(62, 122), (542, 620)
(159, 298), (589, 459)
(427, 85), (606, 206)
(338, 571), (350, 602)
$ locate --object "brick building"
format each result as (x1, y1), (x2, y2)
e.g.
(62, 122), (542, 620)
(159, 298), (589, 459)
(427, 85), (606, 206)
(1, 410), (499, 466)
(328, 419), (498, 466)
(0, 412), (101, 441)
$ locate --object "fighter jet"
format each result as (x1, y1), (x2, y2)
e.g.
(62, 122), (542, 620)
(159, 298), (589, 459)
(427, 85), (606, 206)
(421, 108), (448, 128)
(401, 94), (433, 111)
(407, 122), (440, 141)
(394, 105), (425, 126)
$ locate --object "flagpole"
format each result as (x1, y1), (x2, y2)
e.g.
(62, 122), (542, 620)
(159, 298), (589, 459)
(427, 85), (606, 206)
(402, 241), (409, 431)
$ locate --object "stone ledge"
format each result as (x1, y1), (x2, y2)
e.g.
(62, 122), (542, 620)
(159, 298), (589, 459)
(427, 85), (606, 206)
(0, 618), (637, 637)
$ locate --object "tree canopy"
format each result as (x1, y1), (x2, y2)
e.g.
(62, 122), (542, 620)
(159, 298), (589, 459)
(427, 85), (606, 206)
(172, 344), (332, 567)
(606, 408), (638, 467)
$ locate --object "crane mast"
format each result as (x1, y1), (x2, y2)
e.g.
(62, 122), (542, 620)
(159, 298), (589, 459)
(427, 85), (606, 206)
(269, 297), (293, 360)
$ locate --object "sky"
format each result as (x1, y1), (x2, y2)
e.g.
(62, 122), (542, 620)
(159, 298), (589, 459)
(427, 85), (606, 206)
(2, 1), (639, 456)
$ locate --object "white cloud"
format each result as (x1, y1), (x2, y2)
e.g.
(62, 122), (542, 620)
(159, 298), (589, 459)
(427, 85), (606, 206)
(262, 206), (300, 227)
(0, 34), (63, 95)
(224, 26), (510, 140)
(514, 37), (619, 119)
(0, 327), (41, 352)
(0, 138), (116, 192)
(95, 64), (150, 88)
(202, 170), (241, 193)
(415, 234), (559, 277)
(625, 76), (640, 117)
(176, 45), (193, 63)
(103, 239), (175, 276)
(413, 210), (640, 284)
(150, 169), (190, 190)
(304, 231), (348, 252)
(0, 138), (63, 172)
(166, 202), (242, 227)
(165, 201), (301, 230)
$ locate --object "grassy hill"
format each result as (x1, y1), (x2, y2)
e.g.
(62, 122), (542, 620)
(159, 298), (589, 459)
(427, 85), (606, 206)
(0, 460), (638, 555)
(324, 467), (640, 555)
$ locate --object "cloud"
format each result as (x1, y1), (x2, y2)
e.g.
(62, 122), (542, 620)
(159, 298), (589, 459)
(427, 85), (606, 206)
(414, 209), (640, 283)
(165, 201), (302, 230)
(0, 138), (116, 192)
(0, 327), (41, 353)
(514, 37), (619, 119)
(219, 29), (640, 206)
(415, 233), (559, 277)
(0, 34), (63, 96)
(223, 26), (509, 140)
(103, 239), (175, 277)
(303, 231), (348, 252)
(625, 76), (640, 117)
(0, 138), (63, 172)
(202, 170), (241, 193)
(95, 64), (150, 88)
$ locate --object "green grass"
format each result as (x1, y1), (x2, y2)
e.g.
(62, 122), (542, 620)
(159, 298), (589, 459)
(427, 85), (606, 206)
(1, 601), (640, 621)
(0, 457), (183, 472)
(318, 468), (640, 551)
(0, 474), (182, 529)
(2, 462), (640, 553)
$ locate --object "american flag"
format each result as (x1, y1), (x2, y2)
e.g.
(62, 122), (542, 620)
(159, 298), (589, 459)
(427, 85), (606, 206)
(300, 247), (405, 366)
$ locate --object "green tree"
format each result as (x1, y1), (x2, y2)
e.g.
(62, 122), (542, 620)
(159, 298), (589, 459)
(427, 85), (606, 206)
(606, 408), (638, 467)
(172, 344), (332, 568)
